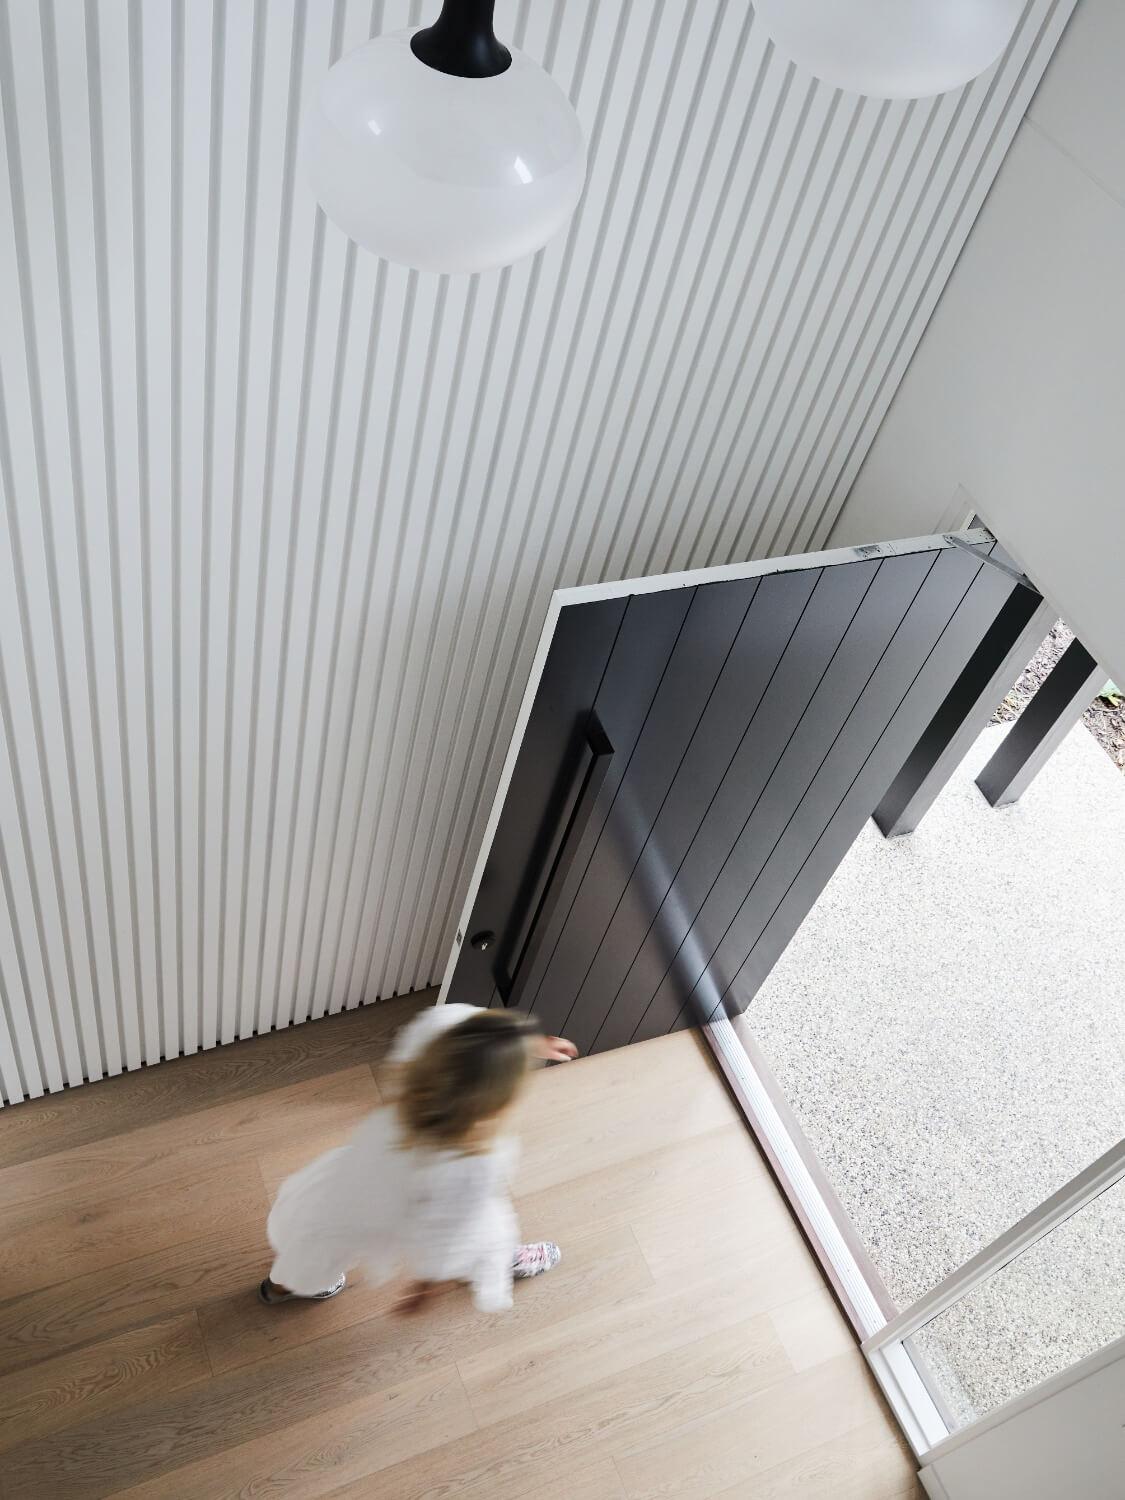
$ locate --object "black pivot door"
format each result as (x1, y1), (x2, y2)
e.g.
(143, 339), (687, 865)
(443, 533), (1036, 1054)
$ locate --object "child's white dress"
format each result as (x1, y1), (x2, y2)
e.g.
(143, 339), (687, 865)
(266, 1004), (520, 1311)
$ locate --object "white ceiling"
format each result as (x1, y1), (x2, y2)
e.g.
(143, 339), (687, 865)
(0, 0), (1071, 1095)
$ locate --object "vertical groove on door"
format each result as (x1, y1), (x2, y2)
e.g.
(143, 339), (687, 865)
(531, 580), (761, 1047)
(668, 550), (947, 1031)
(613, 563), (883, 1048)
(449, 538), (1027, 1055)
(720, 550), (1007, 1011)
(518, 590), (698, 1027)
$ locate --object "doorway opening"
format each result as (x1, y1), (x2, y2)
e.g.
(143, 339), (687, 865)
(441, 522), (1120, 1465)
(721, 616), (1125, 1454)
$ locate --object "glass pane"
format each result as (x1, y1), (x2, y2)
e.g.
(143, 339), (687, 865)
(906, 1173), (1125, 1428)
(743, 703), (1125, 1311)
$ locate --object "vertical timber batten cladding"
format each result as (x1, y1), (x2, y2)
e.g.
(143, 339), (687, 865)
(0, 0), (1072, 1096)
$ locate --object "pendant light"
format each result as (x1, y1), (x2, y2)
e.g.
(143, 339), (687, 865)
(304, 0), (586, 275)
(753, 0), (1024, 99)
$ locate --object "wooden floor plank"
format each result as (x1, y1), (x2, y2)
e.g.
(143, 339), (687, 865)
(0, 1224), (268, 1377)
(708, 1416), (920, 1499)
(0, 1159), (267, 1302)
(612, 1351), (895, 1500)
(113, 1365), (476, 1500)
(458, 1257), (776, 1425)
(512, 1030), (740, 1193)
(513, 1120), (770, 1243)
(2, 1240), (647, 1500)
(0, 1066), (379, 1214)
(0, 1313), (209, 1452)
(514, 1461), (628, 1500)
(0, 1011), (919, 1500)
(0, 1315), (464, 1499)
(629, 1178), (818, 1293)
(0, 994), (425, 1170)
(321, 1315), (791, 1500)
(769, 1284), (860, 1373)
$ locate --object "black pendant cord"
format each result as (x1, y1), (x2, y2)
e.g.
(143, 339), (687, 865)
(411, 0), (512, 78)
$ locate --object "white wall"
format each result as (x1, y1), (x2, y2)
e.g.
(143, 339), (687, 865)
(920, 1337), (1125, 1500)
(833, 0), (1125, 686)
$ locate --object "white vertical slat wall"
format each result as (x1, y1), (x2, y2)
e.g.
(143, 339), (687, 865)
(0, 0), (1073, 1098)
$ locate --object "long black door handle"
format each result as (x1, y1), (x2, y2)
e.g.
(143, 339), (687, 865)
(496, 712), (615, 1006)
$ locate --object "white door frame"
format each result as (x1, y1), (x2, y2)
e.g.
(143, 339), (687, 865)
(706, 1009), (1125, 1462)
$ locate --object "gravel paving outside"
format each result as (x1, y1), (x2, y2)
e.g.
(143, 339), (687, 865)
(744, 720), (1125, 1427)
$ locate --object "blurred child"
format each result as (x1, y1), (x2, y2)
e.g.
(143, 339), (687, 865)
(259, 1004), (577, 1314)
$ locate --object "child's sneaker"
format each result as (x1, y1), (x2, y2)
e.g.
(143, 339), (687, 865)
(511, 1241), (562, 1279)
(258, 1275), (346, 1305)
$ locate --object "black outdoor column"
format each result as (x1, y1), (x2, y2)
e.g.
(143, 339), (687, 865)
(975, 636), (1105, 807)
(873, 572), (1054, 838)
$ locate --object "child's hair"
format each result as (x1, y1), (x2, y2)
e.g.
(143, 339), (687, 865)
(397, 1009), (541, 1153)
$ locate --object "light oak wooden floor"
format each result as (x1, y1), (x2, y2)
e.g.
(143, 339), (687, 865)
(0, 994), (921, 1499)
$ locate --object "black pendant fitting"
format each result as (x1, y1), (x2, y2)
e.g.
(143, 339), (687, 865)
(410, 0), (512, 78)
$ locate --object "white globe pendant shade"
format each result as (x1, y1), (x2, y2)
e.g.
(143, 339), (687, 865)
(304, 28), (586, 275)
(752, 0), (1024, 99)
